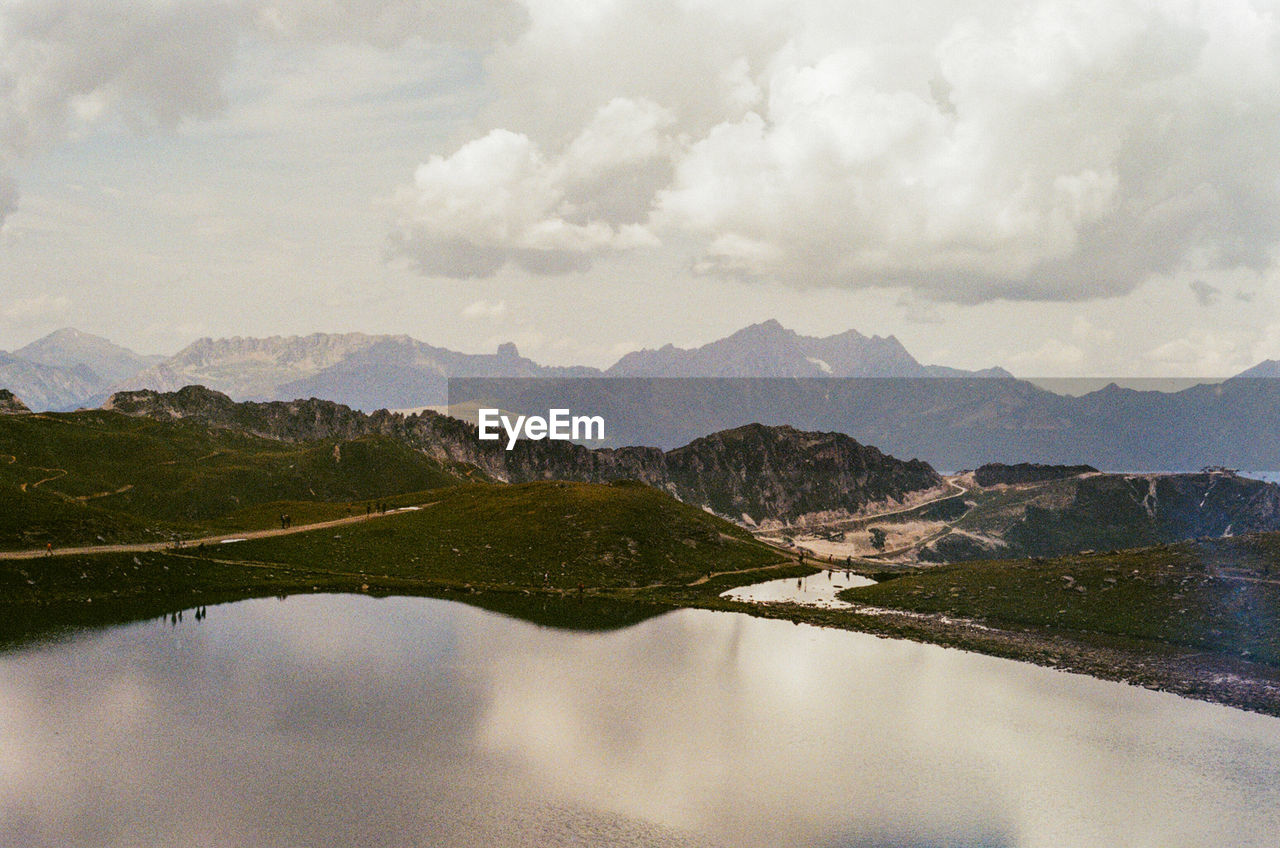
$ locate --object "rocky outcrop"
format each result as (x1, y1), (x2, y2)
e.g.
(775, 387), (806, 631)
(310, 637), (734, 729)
(105, 386), (944, 525)
(663, 424), (941, 524)
(0, 389), (31, 414)
(921, 469), (1280, 561)
(974, 462), (1098, 487)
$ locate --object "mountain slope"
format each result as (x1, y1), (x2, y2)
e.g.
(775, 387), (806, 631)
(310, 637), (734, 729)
(607, 319), (968, 378)
(0, 351), (101, 411)
(0, 407), (476, 549)
(106, 386), (945, 525)
(15, 328), (162, 386)
(109, 322), (1009, 412)
(664, 423), (941, 524)
(910, 469), (1280, 563)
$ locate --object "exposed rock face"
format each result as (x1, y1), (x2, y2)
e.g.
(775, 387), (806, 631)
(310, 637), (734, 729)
(0, 389), (31, 414)
(1004, 472), (1280, 555)
(974, 462), (1098, 486)
(111, 333), (394, 400)
(105, 386), (944, 525)
(663, 424), (942, 524)
(920, 470), (1280, 561)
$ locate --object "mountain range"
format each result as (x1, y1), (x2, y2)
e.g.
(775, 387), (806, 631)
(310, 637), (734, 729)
(0, 320), (1010, 413)
(105, 319), (1007, 410)
(6, 322), (1280, 471)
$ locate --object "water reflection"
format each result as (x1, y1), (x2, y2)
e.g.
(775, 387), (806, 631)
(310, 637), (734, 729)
(2, 594), (1279, 847)
(721, 570), (876, 608)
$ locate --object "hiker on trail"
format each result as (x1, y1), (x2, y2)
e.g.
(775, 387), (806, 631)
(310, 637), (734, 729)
(45, 542), (52, 557)
(284, 514), (291, 529)
(280, 514), (287, 530)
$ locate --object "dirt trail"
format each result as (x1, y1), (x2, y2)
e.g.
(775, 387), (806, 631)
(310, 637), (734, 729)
(778, 479), (972, 564)
(685, 561), (798, 586)
(73, 484), (135, 503)
(0, 503), (438, 561)
(858, 478), (969, 524)
(18, 467), (68, 493)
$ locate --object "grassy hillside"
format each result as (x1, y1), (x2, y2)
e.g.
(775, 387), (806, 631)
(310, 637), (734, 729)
(213, 480), (781, 590)
(841, 534), (1280, 665)
(0, 410), (478, 549)
(0, 480), (791, 644)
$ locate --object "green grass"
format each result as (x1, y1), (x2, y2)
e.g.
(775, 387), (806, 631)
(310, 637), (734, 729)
(212, 480), (781, 590)
(840, 534), (1280, 664)
(0, 478), (792, 644)
(0, 410), (479, 549)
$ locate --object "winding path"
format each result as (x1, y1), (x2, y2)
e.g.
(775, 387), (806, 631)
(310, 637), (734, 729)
(0, 503), (437, 561)
(17, 467), (67, 493)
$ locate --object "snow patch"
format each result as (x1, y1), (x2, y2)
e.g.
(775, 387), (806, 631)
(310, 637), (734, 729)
(806, 356), (833, 374)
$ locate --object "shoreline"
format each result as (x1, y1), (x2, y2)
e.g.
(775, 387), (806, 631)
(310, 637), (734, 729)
(3, 550), (1278, 719)
(692, 595), (1280, 719)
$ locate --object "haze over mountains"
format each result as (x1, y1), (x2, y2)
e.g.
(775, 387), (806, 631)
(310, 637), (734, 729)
(605, 320), (1013, 379)
(6, 321), (1280, 471)
(0, 328), (163, 411)
(0, 320), (1008, 412)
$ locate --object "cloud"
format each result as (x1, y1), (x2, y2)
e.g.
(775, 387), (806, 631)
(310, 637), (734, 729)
(1006, 337), (1087, 373)
(252, 1), (525, 47)
(0, 0), (521, 224)
(388, 0), (1280, 304)
(1145, 330), (1251, 375)
(462, 298), (507, 319)
(0, 173), (16, 223)
(386, 98), (667, 277)
(6, 0), (1280, 310)
(3, 293), (71, 322)
(1190, 279), (1220, 307)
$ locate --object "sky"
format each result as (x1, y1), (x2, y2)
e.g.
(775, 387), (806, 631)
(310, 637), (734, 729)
(1, 0), (1279, 377)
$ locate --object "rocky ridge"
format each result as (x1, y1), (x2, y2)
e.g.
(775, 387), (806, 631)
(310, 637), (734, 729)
(105, 386), (944, 526)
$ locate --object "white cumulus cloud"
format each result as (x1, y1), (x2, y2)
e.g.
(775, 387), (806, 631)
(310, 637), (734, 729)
(387, 0), (1280, 304)
(386, 97), (668, 277)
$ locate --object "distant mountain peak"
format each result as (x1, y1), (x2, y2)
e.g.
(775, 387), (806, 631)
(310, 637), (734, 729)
(606, 320), (932, 378)
(1232, 359), (1280, 379)
(6, 327), (163, 407)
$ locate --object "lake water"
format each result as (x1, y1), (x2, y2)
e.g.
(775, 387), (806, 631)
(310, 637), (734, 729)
(3, 593), (1280, 847)
(721, 570), (876, 608)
